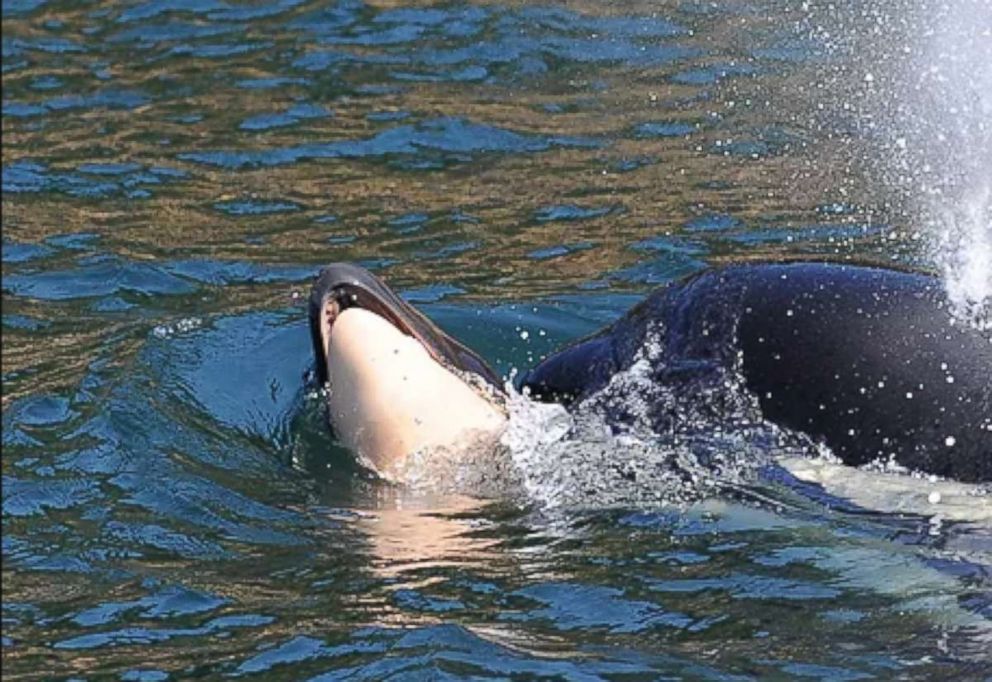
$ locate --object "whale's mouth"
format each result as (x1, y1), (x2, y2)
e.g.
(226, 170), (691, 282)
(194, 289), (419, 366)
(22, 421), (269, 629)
(308, 263), (504, 392)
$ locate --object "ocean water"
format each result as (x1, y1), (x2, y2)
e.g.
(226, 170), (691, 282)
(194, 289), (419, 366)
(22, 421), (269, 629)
(3, 0), (990, 679)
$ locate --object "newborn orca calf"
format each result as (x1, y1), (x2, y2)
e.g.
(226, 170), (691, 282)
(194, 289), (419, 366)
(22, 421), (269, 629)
(308, 263), (506, 476)
(309, 261), (991, 483)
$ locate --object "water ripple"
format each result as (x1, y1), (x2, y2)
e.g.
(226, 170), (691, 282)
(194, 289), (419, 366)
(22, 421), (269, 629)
(3, 0), (988, 677)
(179, 117), (599, 169)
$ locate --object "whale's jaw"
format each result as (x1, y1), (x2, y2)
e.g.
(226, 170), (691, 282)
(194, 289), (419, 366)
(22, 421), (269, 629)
(321, 306), (506, 477)
(308, 264), (506, 477)
(308, 263), (503, 390)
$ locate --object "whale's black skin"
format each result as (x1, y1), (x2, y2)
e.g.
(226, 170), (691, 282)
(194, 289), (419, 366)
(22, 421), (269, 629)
(308, 263), (503, 390)
(523, 262), (992, 483)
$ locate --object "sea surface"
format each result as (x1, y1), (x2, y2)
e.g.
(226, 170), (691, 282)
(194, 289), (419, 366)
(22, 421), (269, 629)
(3, 0), (991, 679)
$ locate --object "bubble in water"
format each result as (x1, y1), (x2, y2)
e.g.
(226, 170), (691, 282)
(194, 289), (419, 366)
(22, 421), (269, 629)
(152, 317), (203, 338)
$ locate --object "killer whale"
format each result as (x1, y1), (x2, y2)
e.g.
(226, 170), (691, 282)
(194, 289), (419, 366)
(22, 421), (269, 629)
(309, 261), (991, 483)
(308, 262), (502, 390)
(308, 263), (506, 475)
(523, 262), (992, 482)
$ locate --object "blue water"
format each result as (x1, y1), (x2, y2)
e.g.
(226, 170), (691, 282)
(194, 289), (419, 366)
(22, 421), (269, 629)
(3, 0), (990, 678)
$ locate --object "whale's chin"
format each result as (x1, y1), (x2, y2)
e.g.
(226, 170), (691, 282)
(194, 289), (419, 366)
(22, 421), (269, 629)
(321, 306), (507, 478)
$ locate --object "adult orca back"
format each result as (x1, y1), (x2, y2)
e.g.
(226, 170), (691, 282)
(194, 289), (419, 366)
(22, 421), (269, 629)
(523, 262), (992, 482)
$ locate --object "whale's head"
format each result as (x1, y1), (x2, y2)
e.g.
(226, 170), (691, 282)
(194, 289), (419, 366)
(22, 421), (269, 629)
(308, 263), (507, 477)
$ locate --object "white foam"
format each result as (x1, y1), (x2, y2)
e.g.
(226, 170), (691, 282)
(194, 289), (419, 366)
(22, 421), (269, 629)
(493, 331), (812, 509)
(152, 316), (203, 338)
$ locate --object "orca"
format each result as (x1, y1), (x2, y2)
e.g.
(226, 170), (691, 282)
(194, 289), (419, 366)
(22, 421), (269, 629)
(524, 262), (991, 483)
(308, 261), (992, 483)
(308, 263), (505, 477)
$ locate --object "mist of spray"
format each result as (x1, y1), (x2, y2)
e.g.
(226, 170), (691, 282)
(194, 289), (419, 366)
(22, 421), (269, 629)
(876, 0), (992, 326)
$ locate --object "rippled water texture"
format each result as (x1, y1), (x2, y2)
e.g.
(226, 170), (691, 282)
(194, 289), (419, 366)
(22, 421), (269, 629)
(3, 0), (991, 678)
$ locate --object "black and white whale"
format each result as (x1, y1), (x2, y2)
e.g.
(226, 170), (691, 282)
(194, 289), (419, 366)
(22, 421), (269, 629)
(308, 263), (506, 476)
(308, 261), (991, 484)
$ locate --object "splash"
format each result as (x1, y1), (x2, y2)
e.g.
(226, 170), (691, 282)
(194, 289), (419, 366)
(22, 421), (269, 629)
(905, 0), (992, 326)
(497, 334), (815, 509)
(390, 318), (822, 508)
(854, 0), (992, 326)
(383, 344), (805, 509)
